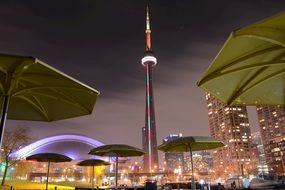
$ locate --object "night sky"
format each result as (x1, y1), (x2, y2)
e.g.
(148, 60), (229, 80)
(2, 1), (285, 153)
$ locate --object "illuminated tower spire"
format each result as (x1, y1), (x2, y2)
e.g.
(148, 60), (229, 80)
(141, 5), (159, 173)
(145, 5), (152, 51)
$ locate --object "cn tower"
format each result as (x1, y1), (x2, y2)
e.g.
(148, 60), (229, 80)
(141, 5), (159, 173)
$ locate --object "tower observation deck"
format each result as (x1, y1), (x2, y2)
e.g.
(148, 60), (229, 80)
(141, 5), (159, 173)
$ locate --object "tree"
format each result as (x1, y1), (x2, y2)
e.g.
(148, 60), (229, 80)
(13, 161), (34, 180)
(94, 166), (105, 186)
(0, 128), (31, 185)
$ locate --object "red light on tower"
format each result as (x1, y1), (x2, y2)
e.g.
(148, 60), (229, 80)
(141, 5), (159, 173)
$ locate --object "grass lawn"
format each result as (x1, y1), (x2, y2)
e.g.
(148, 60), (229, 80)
(0, 180), (75, 190)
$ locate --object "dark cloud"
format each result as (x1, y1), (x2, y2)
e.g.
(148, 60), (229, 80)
(2, 1), (285, 164)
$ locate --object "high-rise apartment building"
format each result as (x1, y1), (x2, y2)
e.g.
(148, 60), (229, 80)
(251, 132), (268, 177)
(183, 150), (213, 175)
(206, 93), (253, 179)
(256, 106), (285, 176)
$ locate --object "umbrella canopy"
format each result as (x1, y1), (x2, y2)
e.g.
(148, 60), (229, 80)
(26, 153), (72, 190)
(77, 159), (110, 190)
(158, 136), (225, 152)
(0, 53), (99, 145)
(197, 11), (285, 106)
(158, 136), (224, 190)
(26, 153), (72, 162)
(89, 144), (146, 157)
(89, 144), (146, 189)
(77, 159), (110, 166)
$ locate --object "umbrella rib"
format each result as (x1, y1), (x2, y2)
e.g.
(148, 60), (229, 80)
(228, 68), (285, 104)
(8, 60), (35, 95)
(198, 45), (283, 85)
(13, 87), (95, 113)
(225, 67), (267, 105)
(17, 95), (50, 120)
(13, 86), (97, 95)
(224, 59), (285, 73)
(0, 70), (7, 93)
(201, 59), (285, 84)
(235, 26), (285, 47)
(0, 59), (34, 95)
(0, 67), (7, 75)
(227, 52), (285, 104)
(17, 91), (91, 114)
(18, 73), (85, 86)
(3, 58), (99, 95)
(46, 88), (93, 113)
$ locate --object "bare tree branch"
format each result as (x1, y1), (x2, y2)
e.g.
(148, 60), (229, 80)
(0, 127), (32, 185)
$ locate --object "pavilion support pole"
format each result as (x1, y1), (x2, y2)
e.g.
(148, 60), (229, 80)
(92, 165), (95, 190)
(0, 95), (10, 147)
(46, 161), (50, 190)
(115, 155), (118, 190)
(190, 147), (196, 190)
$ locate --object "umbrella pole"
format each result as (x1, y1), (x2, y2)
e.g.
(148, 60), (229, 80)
(0, 95), (10, 147)
(92, 165), (95, 190)
(46, 161), (50, 190)
(190, 148), (195, 190)
(115, 155), (118, 190)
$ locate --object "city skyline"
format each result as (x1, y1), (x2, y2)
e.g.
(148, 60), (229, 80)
(1, 1), (285, 155)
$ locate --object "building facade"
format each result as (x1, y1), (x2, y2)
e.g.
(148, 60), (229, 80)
(141, 6), (159, 173)
(206, 93), (253, 179)
(251, 132), (268, 177)
(183, 150), (213, 175)
(163, 134), (184, 174)
(256, 106), (285, 176)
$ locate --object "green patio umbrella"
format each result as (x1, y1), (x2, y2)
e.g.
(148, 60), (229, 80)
(0, 53), (99, 146)
(89, 144), (146, 189)
(26, 153), (72, 190)
(197, 11), (285, 106)
(77, 159), (110, 190)
(158, 136), (224, 190)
